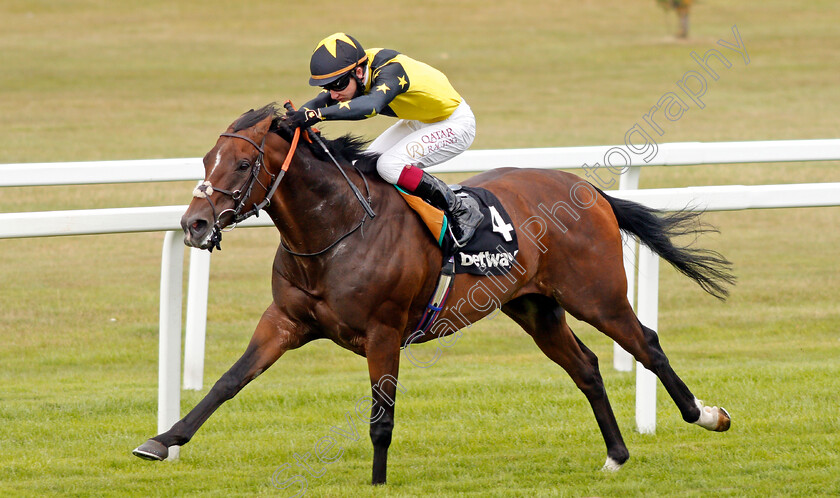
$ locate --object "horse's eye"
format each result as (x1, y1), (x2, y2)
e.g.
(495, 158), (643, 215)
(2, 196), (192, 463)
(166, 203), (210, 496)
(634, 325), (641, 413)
(237, 160), (251, 171)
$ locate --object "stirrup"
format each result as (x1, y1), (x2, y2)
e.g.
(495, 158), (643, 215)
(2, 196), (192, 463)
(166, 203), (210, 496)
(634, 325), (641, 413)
(449, 224), (469, 248)
(448, 208), (483, 248)
(452, 195), (483, 247)
(449, 220), (480, 248)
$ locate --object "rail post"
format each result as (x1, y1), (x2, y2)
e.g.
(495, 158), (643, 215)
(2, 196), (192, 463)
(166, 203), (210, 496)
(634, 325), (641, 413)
(158, 230), (183, 460)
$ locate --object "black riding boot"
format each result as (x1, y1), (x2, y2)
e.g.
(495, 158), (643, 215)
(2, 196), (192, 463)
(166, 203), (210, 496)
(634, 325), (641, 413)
(412, 171), (484, 247)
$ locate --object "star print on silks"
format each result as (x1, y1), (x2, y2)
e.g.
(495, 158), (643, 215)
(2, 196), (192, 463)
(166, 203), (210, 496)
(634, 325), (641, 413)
(375, 83), (391, 94)
(365, 109), (378, 118)
(338, 101), (351, 110)
(318, 33), (357, 58)
(397, 75), (408, 89)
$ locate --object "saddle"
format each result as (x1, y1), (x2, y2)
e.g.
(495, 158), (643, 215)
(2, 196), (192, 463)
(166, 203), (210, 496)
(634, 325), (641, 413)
(397, 185), (519, 276)
(395, 187), (449, 246)
(398, 185), (520, 337)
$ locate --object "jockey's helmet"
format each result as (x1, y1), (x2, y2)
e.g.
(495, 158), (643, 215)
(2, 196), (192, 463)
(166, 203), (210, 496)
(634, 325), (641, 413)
(308, 33), (367, 87)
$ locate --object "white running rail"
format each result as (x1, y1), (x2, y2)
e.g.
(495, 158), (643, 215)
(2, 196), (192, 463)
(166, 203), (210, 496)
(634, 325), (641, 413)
(2, 139), (839, 449)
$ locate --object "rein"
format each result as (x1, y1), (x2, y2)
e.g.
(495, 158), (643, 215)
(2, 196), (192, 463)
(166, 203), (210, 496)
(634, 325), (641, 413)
(273, 101), (376, 257)
(279, 167), (372, 257)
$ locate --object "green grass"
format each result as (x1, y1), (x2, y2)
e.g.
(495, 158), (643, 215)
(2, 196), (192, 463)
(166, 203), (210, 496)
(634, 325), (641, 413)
(2, 0), (840, 496)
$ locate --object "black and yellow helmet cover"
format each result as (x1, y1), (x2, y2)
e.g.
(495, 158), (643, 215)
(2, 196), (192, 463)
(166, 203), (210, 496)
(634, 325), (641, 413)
(309, 33), (368, 86)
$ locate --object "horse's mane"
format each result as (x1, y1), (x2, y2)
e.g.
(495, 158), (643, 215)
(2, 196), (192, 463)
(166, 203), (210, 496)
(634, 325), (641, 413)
(233, 103), (381, 175)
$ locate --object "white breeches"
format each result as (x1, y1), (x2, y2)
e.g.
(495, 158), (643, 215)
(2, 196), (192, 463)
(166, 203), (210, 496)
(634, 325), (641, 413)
(368, 101), (476, 184)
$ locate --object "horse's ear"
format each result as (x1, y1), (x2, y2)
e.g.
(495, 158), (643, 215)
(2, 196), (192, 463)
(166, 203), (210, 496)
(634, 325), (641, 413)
(254, 114), (274, 136)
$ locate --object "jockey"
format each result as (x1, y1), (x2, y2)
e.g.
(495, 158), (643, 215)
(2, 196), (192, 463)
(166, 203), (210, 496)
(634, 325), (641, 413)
(285, 32), (483, 247)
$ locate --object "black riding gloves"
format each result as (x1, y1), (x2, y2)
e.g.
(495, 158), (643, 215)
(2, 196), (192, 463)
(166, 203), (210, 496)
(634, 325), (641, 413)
(285, 108), (322, 129)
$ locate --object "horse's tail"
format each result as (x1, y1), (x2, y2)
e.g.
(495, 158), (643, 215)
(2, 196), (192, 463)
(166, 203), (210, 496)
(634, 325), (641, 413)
(594, 186), (736, 300)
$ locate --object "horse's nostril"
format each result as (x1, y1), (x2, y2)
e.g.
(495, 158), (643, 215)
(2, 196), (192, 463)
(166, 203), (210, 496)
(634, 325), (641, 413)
(188, 219), (208, 237)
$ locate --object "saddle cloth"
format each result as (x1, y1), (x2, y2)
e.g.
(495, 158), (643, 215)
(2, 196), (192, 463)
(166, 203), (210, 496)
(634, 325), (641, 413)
(397, 185), (519, 276)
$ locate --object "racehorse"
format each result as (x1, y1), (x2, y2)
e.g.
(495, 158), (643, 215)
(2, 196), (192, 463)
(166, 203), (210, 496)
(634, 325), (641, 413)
(133, 103), (735, 484)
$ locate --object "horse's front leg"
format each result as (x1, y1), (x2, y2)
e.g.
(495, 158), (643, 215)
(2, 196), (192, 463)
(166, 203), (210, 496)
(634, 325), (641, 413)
(365, 329), (403, 485)
(133, 302), (304, 460)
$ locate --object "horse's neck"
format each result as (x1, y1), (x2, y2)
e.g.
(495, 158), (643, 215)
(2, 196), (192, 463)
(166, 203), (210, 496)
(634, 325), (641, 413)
(265, 149), (367, 254)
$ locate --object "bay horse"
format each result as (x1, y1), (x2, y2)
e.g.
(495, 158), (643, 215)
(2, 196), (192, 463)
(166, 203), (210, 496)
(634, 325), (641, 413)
(133, 103), (735, 483)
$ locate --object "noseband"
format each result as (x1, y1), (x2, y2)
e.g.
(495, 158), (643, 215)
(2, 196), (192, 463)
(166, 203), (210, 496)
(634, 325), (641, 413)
(194, 128), (299, 251)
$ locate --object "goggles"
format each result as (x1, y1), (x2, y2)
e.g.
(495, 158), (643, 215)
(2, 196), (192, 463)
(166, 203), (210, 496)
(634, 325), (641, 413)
(322, 72), (353, 92)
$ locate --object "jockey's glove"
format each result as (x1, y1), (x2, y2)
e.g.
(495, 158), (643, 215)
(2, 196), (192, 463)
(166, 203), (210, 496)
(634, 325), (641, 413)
(285, 108), (322, 129)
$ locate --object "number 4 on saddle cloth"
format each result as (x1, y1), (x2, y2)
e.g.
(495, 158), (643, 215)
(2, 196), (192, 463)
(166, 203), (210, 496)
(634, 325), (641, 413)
(396, 185), (520, 336)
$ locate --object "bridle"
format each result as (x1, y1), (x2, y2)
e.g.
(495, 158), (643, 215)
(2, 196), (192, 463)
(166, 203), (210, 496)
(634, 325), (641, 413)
(193, 127), (299, 251)
(193, 121), (375, 256)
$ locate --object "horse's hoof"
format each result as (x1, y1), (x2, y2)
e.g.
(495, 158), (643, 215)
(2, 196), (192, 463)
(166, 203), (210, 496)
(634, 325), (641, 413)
(693, 398), (731, 432)
(715, 406), (731, 432)
(601, 457), (624, 472)
(132, 439), (168, 461)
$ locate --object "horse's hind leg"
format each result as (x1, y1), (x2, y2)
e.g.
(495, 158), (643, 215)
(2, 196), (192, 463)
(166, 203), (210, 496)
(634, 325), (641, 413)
(502, 294), (629, 471)
(133, 302), (302, 460)
(636, 320), (730, 431)
(580, 299), (730, 432)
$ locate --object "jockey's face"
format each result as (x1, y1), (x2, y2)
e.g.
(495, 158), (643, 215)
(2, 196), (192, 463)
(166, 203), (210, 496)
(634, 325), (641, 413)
(329, 66), (364, 102)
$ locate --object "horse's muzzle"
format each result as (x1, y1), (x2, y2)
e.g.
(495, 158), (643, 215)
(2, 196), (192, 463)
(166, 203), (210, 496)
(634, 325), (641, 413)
(181, 213), (212, 249)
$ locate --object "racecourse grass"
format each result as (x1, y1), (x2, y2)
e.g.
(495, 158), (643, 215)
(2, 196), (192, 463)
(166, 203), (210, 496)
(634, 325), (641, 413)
(2, 1), (839, 497)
